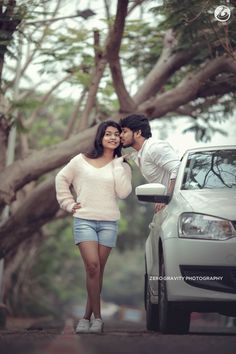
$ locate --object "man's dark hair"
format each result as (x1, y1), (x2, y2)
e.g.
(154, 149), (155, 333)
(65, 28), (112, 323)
(120, 114), (152, 139)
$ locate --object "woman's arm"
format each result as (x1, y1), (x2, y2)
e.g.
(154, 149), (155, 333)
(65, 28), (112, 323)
(113, 157), (132, 199)
(55, 157), (77, 213)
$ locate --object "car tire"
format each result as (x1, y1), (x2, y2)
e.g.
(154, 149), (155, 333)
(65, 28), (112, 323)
(158, 255), (190, 334)
(145, 273), (159, 331)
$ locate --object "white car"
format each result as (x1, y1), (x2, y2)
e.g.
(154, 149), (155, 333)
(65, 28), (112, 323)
(135, 146), (236, 334)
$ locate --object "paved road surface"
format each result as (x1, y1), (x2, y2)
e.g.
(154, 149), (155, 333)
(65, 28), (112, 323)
(0, 317), (235, 354)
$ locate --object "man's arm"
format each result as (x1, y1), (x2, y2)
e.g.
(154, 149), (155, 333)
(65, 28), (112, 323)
(149, 141), (180, 212)
(154, 178), (176, 213)
(168, 178), (176, 195)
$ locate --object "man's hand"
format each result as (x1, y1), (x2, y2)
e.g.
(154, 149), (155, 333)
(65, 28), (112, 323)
(154, 203), (166, 213)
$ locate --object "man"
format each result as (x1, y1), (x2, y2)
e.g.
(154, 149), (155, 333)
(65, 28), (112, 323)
(120, 114), (180, 211)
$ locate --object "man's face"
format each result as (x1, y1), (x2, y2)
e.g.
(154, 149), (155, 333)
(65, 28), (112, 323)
(120, 127), (136, 148)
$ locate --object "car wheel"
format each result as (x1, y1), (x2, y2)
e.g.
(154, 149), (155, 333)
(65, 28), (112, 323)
(145, 273), (159, 331)
(158, 255), (190, 334)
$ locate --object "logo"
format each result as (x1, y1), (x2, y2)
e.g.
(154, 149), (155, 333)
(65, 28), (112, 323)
(214, 5), (231, 22)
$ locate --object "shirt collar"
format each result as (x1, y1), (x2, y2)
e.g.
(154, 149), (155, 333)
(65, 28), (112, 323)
(137, 138), (149, 159)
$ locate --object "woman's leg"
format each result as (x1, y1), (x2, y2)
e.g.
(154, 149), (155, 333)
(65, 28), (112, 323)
(79, 241), (101, 319)
(82, 244), (112, 319)
(98, 244), (112, 292)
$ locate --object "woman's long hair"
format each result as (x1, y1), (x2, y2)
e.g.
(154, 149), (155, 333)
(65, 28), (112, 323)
(85, 120), (122, 159)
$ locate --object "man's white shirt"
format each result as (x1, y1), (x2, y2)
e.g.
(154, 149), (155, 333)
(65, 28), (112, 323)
(131, 138), (180, 187)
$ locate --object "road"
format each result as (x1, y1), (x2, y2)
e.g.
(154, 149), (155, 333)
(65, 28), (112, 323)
(0, 316), (236, 354)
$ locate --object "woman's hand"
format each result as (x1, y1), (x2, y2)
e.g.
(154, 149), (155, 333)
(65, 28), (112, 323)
(115, 154), (131, 164)
(72, 203), (81, 213)
(122, 153), (131, 161)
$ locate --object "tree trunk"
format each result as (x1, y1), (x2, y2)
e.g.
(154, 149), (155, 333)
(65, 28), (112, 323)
(3, 233), (42, 314)
(0, 178), (59, 258)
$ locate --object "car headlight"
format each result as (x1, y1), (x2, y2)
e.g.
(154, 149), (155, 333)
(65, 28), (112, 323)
(179, 213), (236, 240)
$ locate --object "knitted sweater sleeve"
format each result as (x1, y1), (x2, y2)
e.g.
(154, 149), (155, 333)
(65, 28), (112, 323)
(55, 157), (77, 213)
(112, 157), (132, 199)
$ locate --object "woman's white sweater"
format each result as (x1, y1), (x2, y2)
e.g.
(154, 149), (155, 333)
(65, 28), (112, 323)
(55, 154), (132, 221)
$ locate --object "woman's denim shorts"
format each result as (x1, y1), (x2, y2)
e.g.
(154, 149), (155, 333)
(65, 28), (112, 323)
(73, 217), (118, 248)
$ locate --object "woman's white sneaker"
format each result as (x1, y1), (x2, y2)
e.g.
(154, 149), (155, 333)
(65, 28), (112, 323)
(89, 318), (104, 334)
(75, 319), (90, 333)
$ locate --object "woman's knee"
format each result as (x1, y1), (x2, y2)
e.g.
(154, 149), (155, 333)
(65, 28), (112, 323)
(86, 261), (100, 277)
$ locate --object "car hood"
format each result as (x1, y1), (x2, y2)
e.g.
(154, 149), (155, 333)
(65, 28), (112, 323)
(179, 189), (236, 220)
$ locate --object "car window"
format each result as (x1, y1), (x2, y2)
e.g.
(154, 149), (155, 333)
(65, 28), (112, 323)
(181, 150), (236, 190)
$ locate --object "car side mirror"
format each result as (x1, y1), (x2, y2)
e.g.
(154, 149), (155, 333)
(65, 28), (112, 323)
(135, 183), (170, 203)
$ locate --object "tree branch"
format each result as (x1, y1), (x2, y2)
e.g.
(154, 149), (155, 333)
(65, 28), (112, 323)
(133, 30), (196, 104)
(77, 27), (108, 132)
(138, 53), (236, 118)
(77, 0), (140, 130)
(0, 0), (21, 87)
(174, 104), (198, 118)
(103, 0), (112, 29)
(0, 178), (59, 258)
(0, 113), (10, 171)
(198, 73), (236, 97)
(64, 88), (86, 139)
(0, 124), (98, 207)
(25, 72), (73, 127)
(2, 54), (236, 208)
(18, 0), (62, 80)
(127, 0), (147, 15)
(106, 0), (136, 112)
(77, 59), (107, 131)
(94, 29), (102, 68)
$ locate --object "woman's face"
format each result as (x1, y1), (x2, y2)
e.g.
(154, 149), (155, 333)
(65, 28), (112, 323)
(102, 126), (121, 151)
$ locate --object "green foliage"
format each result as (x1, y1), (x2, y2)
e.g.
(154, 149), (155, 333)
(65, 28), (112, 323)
(38, 27), (92, 73)
(19, 94), (76, 149)
(122, 19), (163, 78)
(103, 246), (145, 307)
(17, 219), (149, 316)
(0, 0), (53, 59)
(2, 0), (236, 317)
(3, 0), (235, 147)
(181, 94), (236, 142)
(151, 0), (236, 59)
(146, 0), (236, 139)
(12, 165), (154, 316)
(11, 97), (42, 110)
(117, 163), (153, 251)
(21, 218), (86, 317)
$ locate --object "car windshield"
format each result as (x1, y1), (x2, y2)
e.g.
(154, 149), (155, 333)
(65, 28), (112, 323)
(181, 149), (236, 190)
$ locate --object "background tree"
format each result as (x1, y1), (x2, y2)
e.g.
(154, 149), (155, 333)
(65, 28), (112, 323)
(0, 0), (235, 255)
(0, 0), (236, 316)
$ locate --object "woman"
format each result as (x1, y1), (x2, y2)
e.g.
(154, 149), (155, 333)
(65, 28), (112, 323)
(55, 120), (132, 334)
